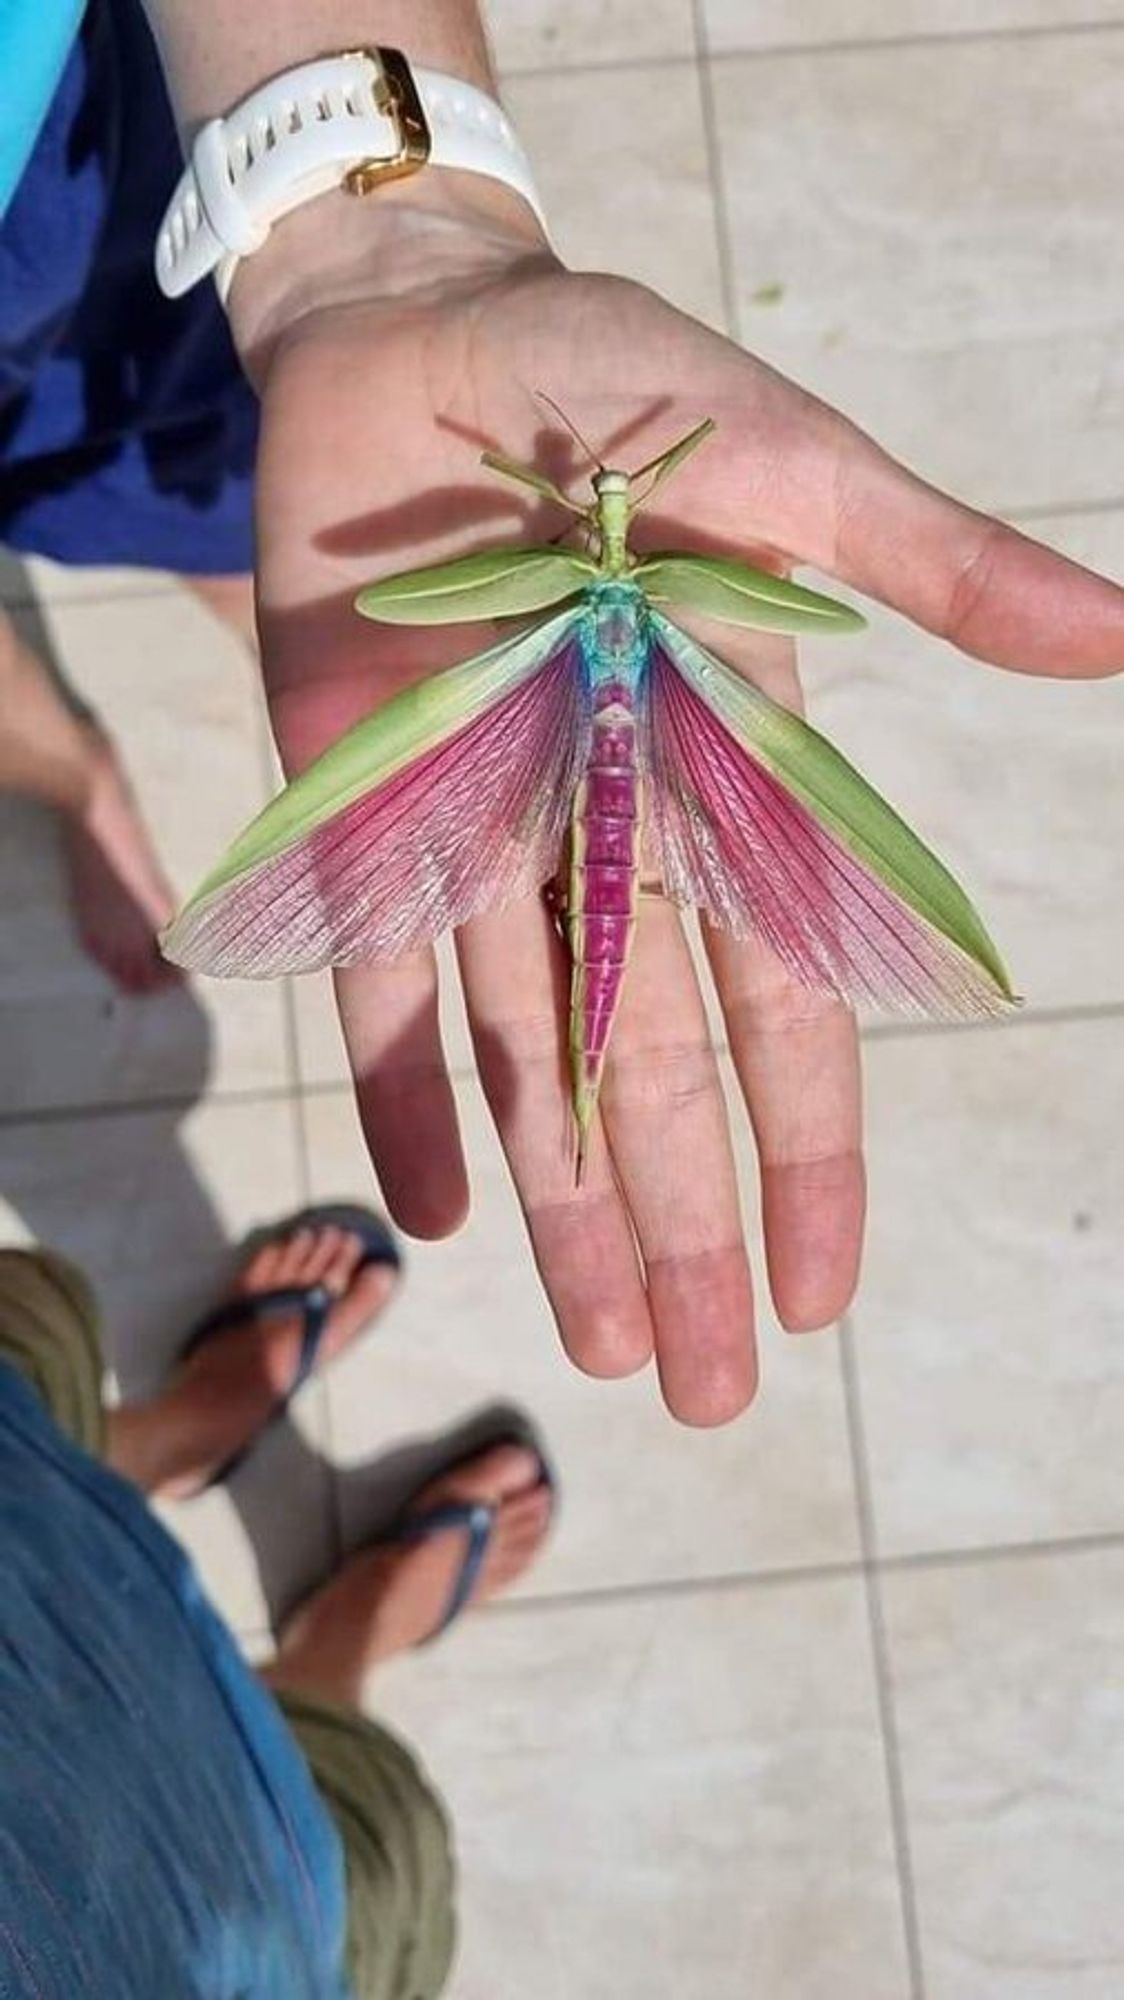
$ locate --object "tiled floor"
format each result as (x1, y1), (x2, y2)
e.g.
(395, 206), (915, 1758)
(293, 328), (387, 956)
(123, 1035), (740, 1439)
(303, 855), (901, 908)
(2, 6), (1122, 1995)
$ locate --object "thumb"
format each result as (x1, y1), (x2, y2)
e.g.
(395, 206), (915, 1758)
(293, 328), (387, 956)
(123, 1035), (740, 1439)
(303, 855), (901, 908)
(796, 412), (1124, 679)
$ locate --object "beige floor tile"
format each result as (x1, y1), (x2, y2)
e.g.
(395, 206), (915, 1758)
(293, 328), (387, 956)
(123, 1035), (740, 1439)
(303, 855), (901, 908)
(0, 549), (174, 605)
(853, 1018), (1123, 1557)
(711, 33), (1124, 512)
(374, 1577), (908, 1999)
(703, 2), (1124, 51)
(290, 972), (351, 1088)
(0, 1093), (337, 1634)
(504, 65), (726, 329)
(0, 1094), (304, 1386)
(487, 0), (695, 72)
(305, 1070), (860, 1597)
(0, 586), (290, 1111)
(798, 506), (1124, 1015)
(150, 1399), (336, 1641)
(883, 1546), (1124, 1999)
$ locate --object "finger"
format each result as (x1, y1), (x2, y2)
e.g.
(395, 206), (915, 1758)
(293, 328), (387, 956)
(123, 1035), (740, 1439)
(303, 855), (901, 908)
(334, 955), (469, 1240)
(456, 895), (654, 1381)
(259, 610), (478, 1247)
(599, 896), (757, 1428)
(669, 616), (865, 1332)
(705, 923), (865, 1334)
(827, 428), (1124, 677)
(664, 332), (1124, 676)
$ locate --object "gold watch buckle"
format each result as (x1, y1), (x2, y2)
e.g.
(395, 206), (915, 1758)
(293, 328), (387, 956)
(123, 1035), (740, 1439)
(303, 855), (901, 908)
(343, 47), (431, 196)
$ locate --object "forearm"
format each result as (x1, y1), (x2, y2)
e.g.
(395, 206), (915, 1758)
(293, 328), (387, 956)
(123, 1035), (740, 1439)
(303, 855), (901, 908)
(140, 0), (496, 130)
(139, 1), (550, 368)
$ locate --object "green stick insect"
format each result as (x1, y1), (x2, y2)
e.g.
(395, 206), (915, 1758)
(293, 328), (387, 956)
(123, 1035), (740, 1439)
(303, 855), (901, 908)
(164, 414), (1014, 1176)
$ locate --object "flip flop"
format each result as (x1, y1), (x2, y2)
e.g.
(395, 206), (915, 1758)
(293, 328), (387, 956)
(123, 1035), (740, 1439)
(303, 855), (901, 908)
(178, 1203), (400, 1487)
(375, 1418), (556, 1644)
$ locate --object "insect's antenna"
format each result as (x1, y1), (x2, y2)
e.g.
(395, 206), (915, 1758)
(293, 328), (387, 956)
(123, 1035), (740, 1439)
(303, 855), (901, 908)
(533, 391), (604, 472)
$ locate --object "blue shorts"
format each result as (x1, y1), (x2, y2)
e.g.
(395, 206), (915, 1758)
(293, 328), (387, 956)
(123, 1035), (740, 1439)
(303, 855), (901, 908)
(0, 0), (257, 574)
(0, 1356), (351, 1998)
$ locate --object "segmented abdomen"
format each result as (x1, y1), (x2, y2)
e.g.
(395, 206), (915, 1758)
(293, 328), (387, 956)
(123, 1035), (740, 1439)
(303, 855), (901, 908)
(567, 680), (641, 1169)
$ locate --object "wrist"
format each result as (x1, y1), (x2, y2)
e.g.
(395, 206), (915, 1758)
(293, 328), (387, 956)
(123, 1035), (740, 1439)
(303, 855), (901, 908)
(226, 169), (554, 374)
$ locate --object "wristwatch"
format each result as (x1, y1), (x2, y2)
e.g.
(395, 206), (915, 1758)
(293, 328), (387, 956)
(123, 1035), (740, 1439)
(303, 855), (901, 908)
(154, 46), (546, 305)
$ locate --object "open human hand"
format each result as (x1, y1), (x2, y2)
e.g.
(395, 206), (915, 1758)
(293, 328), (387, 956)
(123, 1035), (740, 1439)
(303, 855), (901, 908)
(231, 206), (1124, 1426)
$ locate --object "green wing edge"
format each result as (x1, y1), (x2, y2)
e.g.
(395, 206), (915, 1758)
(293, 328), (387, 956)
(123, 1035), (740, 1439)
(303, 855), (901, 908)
(174, 608), (580, 912)
(635, 552), (865, 635)
(652, 612), (1014, 999)
(356, 546), (597, 625)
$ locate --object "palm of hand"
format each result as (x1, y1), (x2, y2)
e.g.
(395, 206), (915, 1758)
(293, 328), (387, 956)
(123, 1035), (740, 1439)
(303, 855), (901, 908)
(249, 260), (1124, 1425)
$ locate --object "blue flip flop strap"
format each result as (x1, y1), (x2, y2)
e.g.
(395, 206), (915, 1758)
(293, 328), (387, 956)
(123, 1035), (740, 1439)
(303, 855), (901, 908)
(182, 1282), (333, 1391)
(383, 1499), (496, 1640)
(178, 1283), (334, 1486)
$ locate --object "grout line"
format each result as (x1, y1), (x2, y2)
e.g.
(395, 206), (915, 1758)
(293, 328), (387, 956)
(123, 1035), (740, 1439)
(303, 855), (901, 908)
(257, 617), (346, 1556)
(489, 1556), (864, 1617)
(689, 0), (740, 340)
(860, 999), (1124, 1043)
(5, 996), (1121, 1132)
(688, 16), (1124, 66)
(839, 1315), (927, 2000)
(281, 991), (312, 1209)
(483, 1520), (1124, 1622)
(882, 1524), (1124, 1574)
(500, 45), (711, 84)
(1002, 492), (1124, 529)
(497, 17), (1124, 81)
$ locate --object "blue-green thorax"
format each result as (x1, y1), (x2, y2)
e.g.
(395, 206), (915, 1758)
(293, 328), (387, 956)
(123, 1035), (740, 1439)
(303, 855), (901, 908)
(577, 470), (647, 691)
(579, 579), (649, 692)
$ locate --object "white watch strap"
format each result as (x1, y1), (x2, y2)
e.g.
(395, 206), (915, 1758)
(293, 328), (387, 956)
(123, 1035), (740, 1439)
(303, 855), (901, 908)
(155, 48), (546, 304)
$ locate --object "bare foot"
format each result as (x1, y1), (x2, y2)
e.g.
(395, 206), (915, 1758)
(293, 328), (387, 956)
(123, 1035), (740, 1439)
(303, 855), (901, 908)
(107, 1223), (398, 1497)
(63, 729), (181, 994)
(266, 1443), (553, 1705)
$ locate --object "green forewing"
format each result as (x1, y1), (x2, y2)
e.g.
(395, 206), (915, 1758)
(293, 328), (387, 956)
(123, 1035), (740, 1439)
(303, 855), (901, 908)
(183, 609), (580, 906)
(652, 611), (1012, 996)
(356, 547), (597, 625)
(636, 553), (865, 635)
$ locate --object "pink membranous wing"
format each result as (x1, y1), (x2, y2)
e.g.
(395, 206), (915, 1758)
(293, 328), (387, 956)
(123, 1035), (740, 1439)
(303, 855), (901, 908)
(643, 617), (1011, 1019)
(165, 616), (590, 976)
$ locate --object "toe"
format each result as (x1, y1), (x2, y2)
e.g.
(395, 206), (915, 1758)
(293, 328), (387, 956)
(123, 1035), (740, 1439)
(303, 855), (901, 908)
(238, 1239), (285, 1293)
(300, 1225), (347, 1289)
(319, 1229), (365, 1296)
(444, 1442), (544, 1510)
(277, 1227), (317, 1284)
(499, 1484), (553, 1535)
(318, 1250), (398, 1361)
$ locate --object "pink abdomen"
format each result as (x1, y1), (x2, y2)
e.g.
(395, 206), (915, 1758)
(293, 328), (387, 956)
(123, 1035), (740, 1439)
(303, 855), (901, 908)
(567, 689), (641, 1163)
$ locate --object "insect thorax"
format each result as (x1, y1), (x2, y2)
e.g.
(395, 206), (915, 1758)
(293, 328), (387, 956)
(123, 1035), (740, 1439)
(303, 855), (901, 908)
(579, 580), (648, 691)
